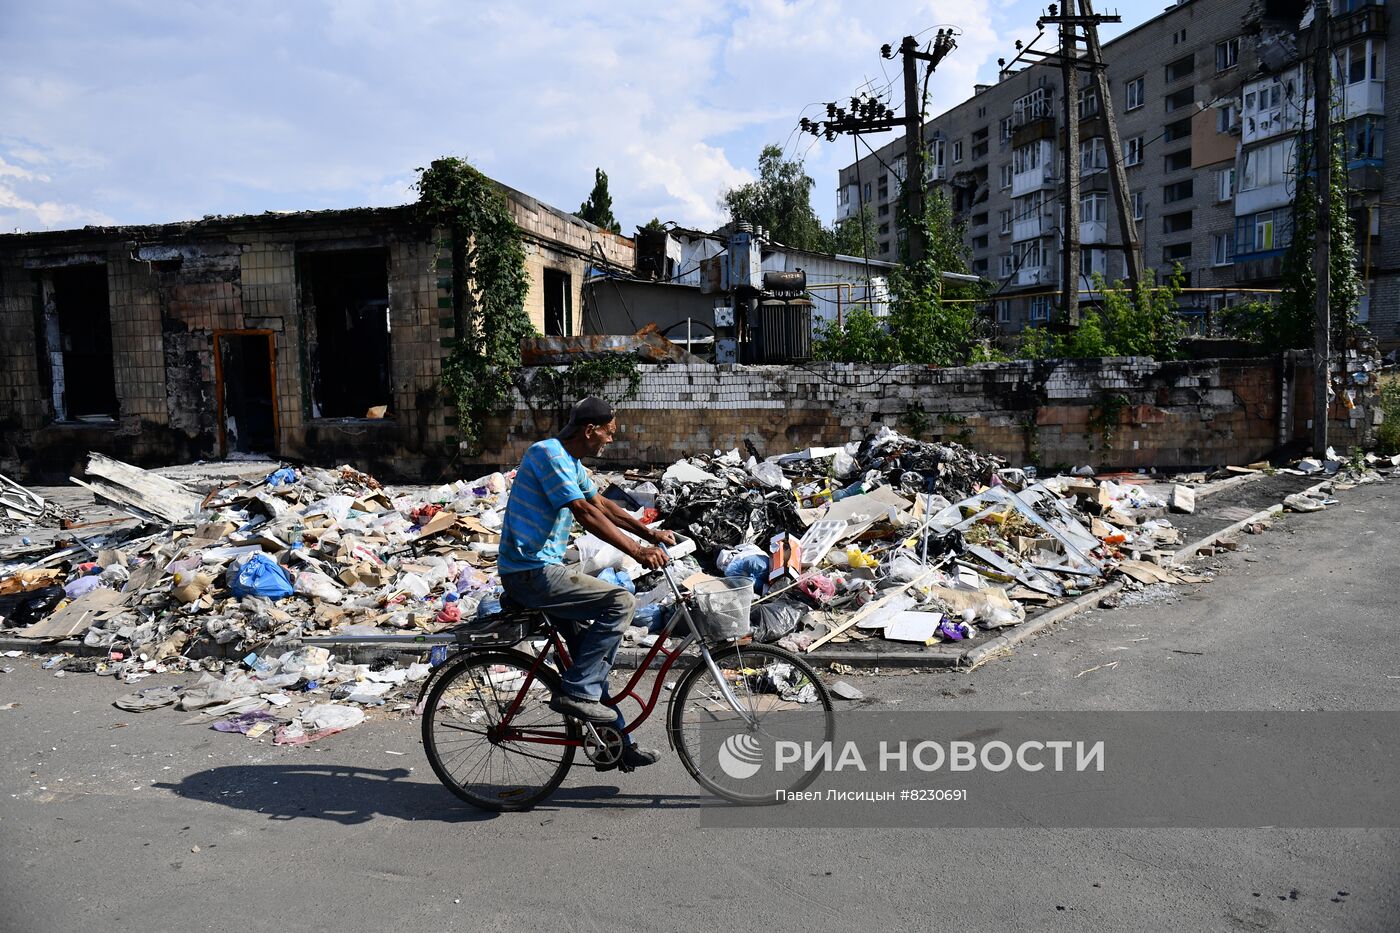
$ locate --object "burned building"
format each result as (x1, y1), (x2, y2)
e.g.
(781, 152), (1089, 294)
(0, 190), (634, 482)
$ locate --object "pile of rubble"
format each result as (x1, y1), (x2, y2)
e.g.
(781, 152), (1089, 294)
(0, 472), (81, 536)
(0, 429), (1226, 740)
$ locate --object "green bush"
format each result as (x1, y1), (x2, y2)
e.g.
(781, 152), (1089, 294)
(1378, 376), (1400, 455)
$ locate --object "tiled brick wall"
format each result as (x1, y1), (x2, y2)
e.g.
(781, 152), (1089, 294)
(466, 355), (1379, 472)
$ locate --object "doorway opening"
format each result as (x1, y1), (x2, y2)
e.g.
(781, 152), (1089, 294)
(214, 331), (277, 455)
(36, 264), (117, 421)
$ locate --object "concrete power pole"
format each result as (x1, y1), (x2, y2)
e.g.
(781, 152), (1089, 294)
(1079, 0), (1141, 287)
(1059, 19), (1081, 326)
(902, 35), (927, 264)
(1312, 0), (1332, 455)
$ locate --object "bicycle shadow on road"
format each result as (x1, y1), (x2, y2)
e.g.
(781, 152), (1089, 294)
(154, 764), (501, 825)
(537, 783), (717, 811)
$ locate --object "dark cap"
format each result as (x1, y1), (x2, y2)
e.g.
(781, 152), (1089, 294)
(557, 396), (614, 439)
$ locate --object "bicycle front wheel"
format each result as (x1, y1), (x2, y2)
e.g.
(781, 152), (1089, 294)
(669, 642), (835, 805)
(421, 649), (578, 811)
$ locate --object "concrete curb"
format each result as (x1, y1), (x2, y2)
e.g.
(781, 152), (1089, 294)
(1193, 469), (1271, 499)
(1169, 479), (1332, 565)
(957, 581), (1125, 672)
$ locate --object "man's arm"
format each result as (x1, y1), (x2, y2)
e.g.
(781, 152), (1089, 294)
(596, 494), (677, 547)
(567, 496), (670, 569)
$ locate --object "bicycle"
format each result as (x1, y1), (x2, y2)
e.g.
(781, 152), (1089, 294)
(416, 551), (836, 811)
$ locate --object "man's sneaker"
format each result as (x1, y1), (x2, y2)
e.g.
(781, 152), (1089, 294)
(597, 745), (662, 773)
(548, 692), (616, 724)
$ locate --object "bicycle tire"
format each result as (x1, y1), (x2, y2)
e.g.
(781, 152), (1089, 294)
(668, 642), (835, 805)
(421, 648), (578, 812)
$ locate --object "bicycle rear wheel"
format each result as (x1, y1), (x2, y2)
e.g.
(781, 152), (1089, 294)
(669, 642), (835, 805)
(421, 649), (578, 811)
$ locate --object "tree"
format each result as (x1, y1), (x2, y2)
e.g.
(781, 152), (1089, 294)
(720, 145), (830, 251)
(578, 168), (622, 234)
(1223, 131), (1362, 351)
(885, 186), (981, 364)
(831, 204), (874, 257)
(1018, 266), (1187, 360)
(812, 306), (898, 363)
(635, 217), (665, 236)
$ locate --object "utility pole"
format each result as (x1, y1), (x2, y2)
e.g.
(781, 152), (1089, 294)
(1312, 0), (1332, 456)
(800, 31), (957, 267)
(1057, 17), (1081, 326)
(1006, 4), (1128, 324)
(1078, 0), (1141, 286)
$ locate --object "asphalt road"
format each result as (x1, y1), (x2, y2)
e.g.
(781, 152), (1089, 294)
(2, 480), (1397, 933)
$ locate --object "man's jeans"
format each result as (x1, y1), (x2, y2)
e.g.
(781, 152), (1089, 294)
(500, 564), (636, 702)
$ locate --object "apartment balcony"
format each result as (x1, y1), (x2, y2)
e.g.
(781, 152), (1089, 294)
(1235, 182), (1293, 216)
(1016, 265), (1056, 288)
(1241, 106), (1307, 145)
(1079, 220), (1108, 244)
(1338, 81), (1385, 120)
(1332, 3), (1388, 45)
(1011, 164), (1056, 198)
(836, 185), (860, 221)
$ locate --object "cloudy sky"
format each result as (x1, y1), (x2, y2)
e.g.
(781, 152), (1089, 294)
(0, 0), (1162, 235)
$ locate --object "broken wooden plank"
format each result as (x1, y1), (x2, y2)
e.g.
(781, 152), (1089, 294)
(17, 587), (125, 640)
(82, 453), (203, 524)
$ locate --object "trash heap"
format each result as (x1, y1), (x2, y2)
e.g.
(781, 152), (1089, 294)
(1, 472), (81, 536)
(0, 429), (1207, 740)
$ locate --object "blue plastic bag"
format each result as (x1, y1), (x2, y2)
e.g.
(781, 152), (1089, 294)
(724, 554), (768, 593)
(265, 468), (300, 487)
(231, 553), (294, 600)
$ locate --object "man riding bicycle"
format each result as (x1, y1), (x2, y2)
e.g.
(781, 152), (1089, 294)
(497, 396), (674, 770)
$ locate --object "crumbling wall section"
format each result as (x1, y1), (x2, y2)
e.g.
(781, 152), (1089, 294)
(468, 356), (1379, 472)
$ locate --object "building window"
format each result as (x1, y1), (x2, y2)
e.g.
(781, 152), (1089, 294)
(1000, 209), (1012, 234)
(1216, 104), (1240, 133)
(878, 241), (890, 255)
(1335, 39), (1384, 86)
(1173, 29), (1187, 45)
(878, 203), (890, 217)
(972, 234), (989, 250)
(878, 222), (890, 235)
(1163, 242), (1192, 263)
(1346, 116), (1385, 161)
(1021, 239), (1043, 269)
(1239, 137), (1297, 190)
(1216, 168), (1235, 201)
(1126, 77), (1145, 111)
(1132, 191), (1144, 220)
(1013, 141), (1043, 174)
(1077, 85), (1100, 120)
(1212, 232), (1235, 266)
(35, 264), (117, 422)
(1000, 254), (1015, 277)
(863, 182), (871, 202)
(1163, 118), (1193, 142)
(1124, 136), (1144, 166)
(999, 164), (1013, 189)
(1165, 87), (1196, 112)
(1000, 116), (1014, 141)
(997, 300), (1011, 323)
(1030, 296), (1052, 322)
(300, 247), (391, 419)
(1216, 38), (1240, 72)
(543, 268), (572, 336)
(1079, 192), (1108, 223)
(1013, 88), (1053, 124)
(972, 257), (989, 275)
(1165, 54), (1195, 83)
(1163, 210), (1193, 234)
(1079, 137), (1107, 173)
(1164, 179), (1194, 202)
(953, 140), (964, 163)
(1255, 211), (1277, 251)
(977, 105), (987, 119)
(1164, 149), (1192, 173)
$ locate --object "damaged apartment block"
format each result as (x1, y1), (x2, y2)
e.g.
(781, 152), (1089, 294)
(0, 189), (634, 482)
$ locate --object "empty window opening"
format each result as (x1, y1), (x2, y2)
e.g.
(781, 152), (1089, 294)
(299, 248), (391, 419)
(543, 268), (572, 336)
(36, 264), (116, 421)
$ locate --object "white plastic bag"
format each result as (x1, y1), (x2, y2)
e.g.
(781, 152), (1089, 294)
(302, 703), (366, 730)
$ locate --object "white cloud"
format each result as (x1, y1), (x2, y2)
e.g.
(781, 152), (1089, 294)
(0, 0), (1020, 233)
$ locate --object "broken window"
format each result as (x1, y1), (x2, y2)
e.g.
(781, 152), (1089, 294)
(543, 268), (572, 336)
(35, 264), (117, 421)
(299, 248), (391, 419)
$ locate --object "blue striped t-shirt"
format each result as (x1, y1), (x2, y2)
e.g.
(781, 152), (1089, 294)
(498, 439), (598, 573)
